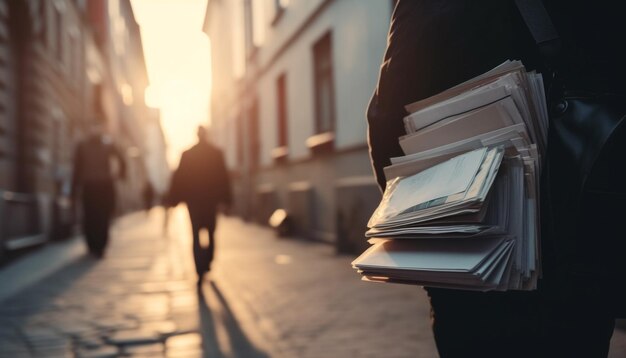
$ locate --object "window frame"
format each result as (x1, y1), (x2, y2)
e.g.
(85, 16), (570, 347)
(307, 31), (336, 154)
(276, 73), (288, 148)
(272, 73), (289, 163)
(312, 31), (336, 135)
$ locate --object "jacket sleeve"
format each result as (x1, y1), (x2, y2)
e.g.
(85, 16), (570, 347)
(367, 0), (536, 192)
(167, 153), (186, 206)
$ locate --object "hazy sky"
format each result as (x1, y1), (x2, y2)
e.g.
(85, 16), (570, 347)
(130, 0), (210, 167)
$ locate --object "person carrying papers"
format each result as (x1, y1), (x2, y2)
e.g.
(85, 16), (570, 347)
(362, 1), (619, 357)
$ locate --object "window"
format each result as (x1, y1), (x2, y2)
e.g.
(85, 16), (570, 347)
(54, 7), (63, 63)
(272, 74), (288, 161)
(38, 1), (46, 42)
(69, 33), (78, 80)
(276, 74), (288, 148)
(248, 100), (260, 170)
(312, 32), (335, 134)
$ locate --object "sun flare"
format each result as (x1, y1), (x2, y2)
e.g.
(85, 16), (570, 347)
(130, 0), (211, 168)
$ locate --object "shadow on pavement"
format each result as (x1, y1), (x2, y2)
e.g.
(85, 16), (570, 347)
(196, 281), (269, 358)
(0, 254), (98, 356)
(0, 255), (98, 318)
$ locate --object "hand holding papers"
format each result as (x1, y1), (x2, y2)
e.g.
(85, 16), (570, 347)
(353, 61), (546, 291)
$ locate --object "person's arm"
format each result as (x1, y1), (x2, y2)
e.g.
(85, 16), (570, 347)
(166, 153), (185, 207)
(367, 2), (425, 192)
(368, 0), (528, 192)
(111, 144), (127, 180)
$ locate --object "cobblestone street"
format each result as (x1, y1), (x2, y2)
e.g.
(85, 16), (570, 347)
(0, 208), (435, 358)
(0, 207), (625, 357)
(0, 209), (227, 357)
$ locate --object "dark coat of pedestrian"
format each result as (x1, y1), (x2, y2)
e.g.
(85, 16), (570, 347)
(168, 126), (232, 284)
(142, 181), (155, 213)
(72, 125), (126, 259)
(367, 1), (623, 357)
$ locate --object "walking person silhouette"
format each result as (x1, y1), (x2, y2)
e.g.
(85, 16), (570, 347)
(72, 121), (126, 259)
(168, 126), (232, 285)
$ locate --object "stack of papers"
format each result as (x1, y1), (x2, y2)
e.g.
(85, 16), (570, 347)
(353, 61), (548, 291)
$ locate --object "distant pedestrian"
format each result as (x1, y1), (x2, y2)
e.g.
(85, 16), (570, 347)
(167, 126), (232, 285)
(143, 180), (155, 213)
(72, 121), (126, 259)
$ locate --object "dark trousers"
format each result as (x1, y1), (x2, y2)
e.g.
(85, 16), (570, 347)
(428, 288), (615, 358)
(81, 180), (115, 256)
(187, 205), (217, 276)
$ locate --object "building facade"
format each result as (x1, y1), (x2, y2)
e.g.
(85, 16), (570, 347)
(0, 0), (167, 258)
(204, 0), (393, 252)
(99, 0), (155, 211)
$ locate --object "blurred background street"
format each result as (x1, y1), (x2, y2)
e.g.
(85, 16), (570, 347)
(1, 0), (626, 357)
(0, 207), (438, 357)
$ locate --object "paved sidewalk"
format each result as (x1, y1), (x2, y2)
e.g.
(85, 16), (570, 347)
(0, 207), (624, 357)
(201, 213), (437, 358)
(0, 209), (265, 357)
(0, 235), (84, 303)
(187, 209), (626, 358)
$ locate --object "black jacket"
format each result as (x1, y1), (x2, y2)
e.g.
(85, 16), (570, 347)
(368, 0), (625, 191)
(169, 141), (232, 210)
(367, 0), (626, 315)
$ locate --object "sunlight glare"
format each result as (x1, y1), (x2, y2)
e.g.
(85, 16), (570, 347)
(130, 0), (210, 168)
(144, 85), (160, 108)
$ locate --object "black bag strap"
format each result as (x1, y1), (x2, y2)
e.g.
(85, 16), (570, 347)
(514, 0), (559, 45)
(513, 0), (562, 70)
